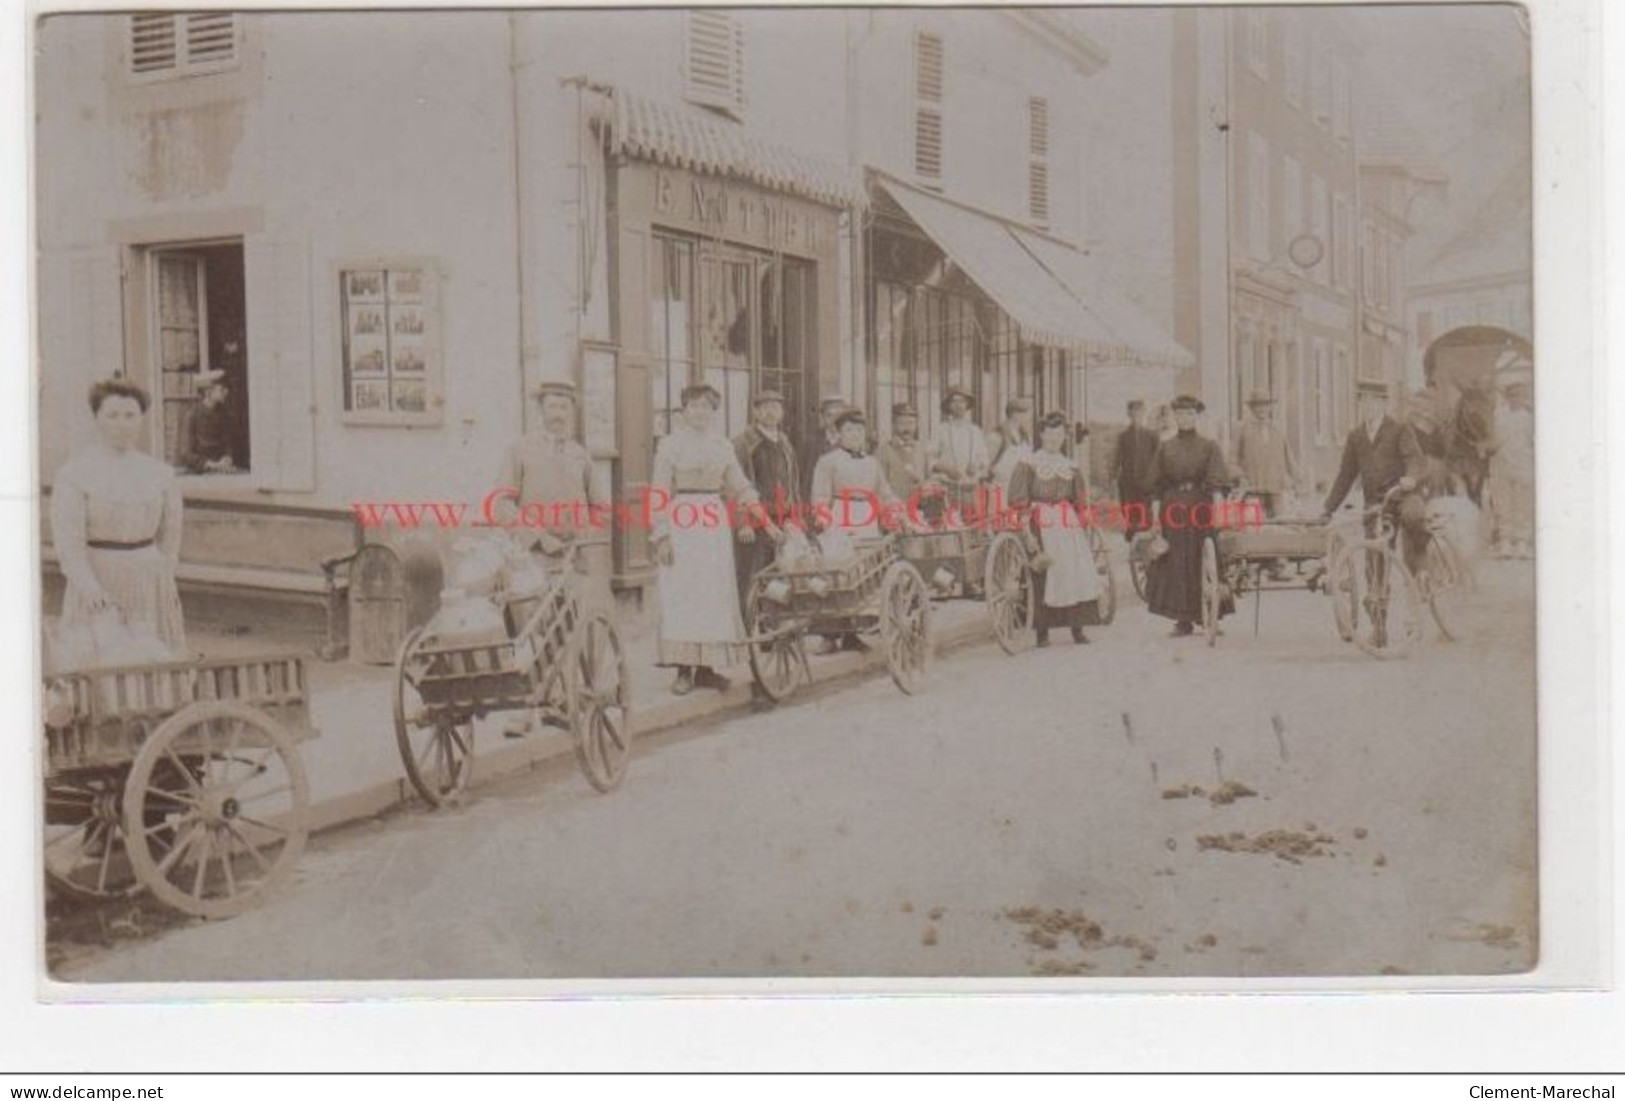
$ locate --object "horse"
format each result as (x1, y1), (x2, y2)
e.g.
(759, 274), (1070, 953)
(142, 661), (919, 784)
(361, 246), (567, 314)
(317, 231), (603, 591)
(1403, 381), (1498, 508)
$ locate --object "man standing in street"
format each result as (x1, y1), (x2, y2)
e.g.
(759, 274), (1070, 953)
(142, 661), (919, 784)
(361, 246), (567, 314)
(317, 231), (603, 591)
(1234, 390), (1301, 518)
(928, 385), (989, 517)
(1108, 399), (1160, 541)
(498, 379), (613, 601)
(1322, 381), (1429, 576)
(879, 402), (928, 507)
(733, 388), (800, 619)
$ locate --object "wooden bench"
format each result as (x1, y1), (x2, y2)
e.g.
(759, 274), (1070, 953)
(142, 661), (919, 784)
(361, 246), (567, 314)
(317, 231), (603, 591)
(41, 492), (364, 660)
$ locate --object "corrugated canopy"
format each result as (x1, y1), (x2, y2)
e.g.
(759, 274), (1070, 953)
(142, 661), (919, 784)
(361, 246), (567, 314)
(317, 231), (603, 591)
(602, 86), (867, 210)
(878, 177), (1192, 369)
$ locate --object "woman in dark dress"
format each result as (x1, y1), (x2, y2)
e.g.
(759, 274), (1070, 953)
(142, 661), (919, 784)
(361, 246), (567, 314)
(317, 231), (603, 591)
(1008, 412), (1103, 646)
(1143, 394), (1231, 636)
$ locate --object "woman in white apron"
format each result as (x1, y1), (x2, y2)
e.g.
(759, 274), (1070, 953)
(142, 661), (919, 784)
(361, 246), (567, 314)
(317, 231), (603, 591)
(651, 384), (773, 695)
(1008, 411), (1104, 646)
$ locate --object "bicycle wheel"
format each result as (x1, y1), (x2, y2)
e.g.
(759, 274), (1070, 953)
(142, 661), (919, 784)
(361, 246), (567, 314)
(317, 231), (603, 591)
(1418, 533), (1471, 642)
(1349, 542), (1424, 660)
(1325, 534), (1357, 643)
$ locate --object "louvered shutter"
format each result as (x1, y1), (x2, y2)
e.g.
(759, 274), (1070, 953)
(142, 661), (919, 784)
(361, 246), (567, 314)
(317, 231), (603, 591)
(914, 32), (944, 182)
(686, 11), (745, 116)
(128, 12), (237, 78)
(244, 236), (316, 491)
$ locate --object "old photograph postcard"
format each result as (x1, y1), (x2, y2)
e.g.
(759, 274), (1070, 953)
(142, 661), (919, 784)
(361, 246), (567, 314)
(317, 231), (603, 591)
(26, 1), (1576, 996)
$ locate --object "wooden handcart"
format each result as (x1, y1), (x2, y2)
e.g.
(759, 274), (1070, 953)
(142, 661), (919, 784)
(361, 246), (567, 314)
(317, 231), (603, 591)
(744, 536), (932, 703)
(1202, 517), (1334, 647)
(43, 652), (315, 919)
(392, 560), (630, 807)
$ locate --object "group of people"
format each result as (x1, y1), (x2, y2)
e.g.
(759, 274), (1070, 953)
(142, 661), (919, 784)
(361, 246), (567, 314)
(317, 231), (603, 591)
(48, 360), (1532, 703)
(638, 383), (1108, 701)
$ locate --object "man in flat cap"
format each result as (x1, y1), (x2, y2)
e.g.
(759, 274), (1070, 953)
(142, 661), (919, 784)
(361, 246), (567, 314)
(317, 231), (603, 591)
(799, 393), (850, 500)
(1233, 389), (1300, 519)
(733, 388), (800, 625)
(929, 385), (989, 514)
(498, 379), (612, 597)
(1109, 399), (1160, 542)
(880, 402), (928, 506)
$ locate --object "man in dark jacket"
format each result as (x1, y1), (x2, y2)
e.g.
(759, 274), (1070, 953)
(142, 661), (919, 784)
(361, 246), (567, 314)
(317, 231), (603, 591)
(1109, 399), (1160, 540)
(733, 389), (800, 623)
(1323, 382), (1430, 574)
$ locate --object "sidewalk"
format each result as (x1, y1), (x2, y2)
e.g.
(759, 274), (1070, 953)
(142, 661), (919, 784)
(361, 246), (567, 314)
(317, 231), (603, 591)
(186, 596), (1000, 836)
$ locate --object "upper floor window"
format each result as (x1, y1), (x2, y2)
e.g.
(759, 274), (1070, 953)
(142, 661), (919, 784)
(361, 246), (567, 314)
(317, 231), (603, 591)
(914, 30), (944, 182)
(128, 12), (239, 81)
(1283, 18), (1305, 108)
(1333, 62), (1353, 141)
(1311, 46), (1332, 127)
(1027, 97), (1049, 226)
(685, 10), (746, 118)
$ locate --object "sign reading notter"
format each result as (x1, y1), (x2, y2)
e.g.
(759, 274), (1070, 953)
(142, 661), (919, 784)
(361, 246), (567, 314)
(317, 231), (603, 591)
(653, 167), (835, 256)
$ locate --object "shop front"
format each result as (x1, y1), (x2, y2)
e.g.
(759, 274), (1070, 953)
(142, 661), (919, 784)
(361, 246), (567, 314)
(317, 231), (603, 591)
(601, 90), (862, 594)
(867, 174), (1191, 485)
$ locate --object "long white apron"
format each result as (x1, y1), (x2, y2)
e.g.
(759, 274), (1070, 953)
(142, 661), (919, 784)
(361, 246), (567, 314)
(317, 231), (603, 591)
(658, 492), (747, 654)
(1033, 501), (1103, 607)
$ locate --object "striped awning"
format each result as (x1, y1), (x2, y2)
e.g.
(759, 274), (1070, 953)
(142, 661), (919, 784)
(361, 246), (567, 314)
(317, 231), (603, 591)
(878, 176), (1192, 369)
(601, 86), (867, 210)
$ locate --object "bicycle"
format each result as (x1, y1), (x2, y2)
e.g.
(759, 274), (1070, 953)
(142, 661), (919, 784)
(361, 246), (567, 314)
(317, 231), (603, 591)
(1324, 483), (1428, 659)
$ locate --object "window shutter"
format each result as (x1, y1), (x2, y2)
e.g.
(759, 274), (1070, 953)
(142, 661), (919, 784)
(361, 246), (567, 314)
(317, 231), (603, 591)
(127, 12), (237, 78)
(915, 32), (943, 103)
(244, 236), (316, 491)
(686, 11), (745, 116)
(1028, 97), (1049, 157)
(914, 108), (942, 180)
(1028, 161), (1049, 225)
(129, 14), (178, 74)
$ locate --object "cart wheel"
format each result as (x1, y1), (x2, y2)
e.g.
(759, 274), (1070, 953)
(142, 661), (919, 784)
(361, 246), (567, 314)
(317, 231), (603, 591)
(1417, 532), (1470, 642)
(1089, 528), (1117, 626)
(880, 561), (931, 694)
(1200, 538), (1221, 647)
(569, 612), (633, 794)
(122, 701), (310, 920)
(984, 532), (1035, 655)
(394, 625), (474, 808)
(747, 580), (806, 703)
(1349, 543), (1424, 660)
(1326, 536), (1357, 642)
(44, 770), (142, 901)
(1129, 534), (1150, 601)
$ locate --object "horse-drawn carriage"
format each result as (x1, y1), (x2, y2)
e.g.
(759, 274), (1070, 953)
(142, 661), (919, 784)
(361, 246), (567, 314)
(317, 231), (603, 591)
(392, 538), (630, 806)
(43, 651), (315, 919)
(744, 534), (932, 703)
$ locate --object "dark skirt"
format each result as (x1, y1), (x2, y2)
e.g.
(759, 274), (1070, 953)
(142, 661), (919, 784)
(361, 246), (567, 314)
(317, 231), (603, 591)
(1030, 566), (1100, 630)
(1144, 493), (1222, 623)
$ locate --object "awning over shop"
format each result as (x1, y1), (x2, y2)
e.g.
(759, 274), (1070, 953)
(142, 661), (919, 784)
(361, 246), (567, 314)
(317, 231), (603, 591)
(593, 84), (867, 209)
(876, 176), (1192, 369)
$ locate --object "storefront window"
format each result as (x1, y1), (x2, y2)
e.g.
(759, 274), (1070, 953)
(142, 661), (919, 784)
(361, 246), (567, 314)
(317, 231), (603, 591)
(651, 232), (814, 445)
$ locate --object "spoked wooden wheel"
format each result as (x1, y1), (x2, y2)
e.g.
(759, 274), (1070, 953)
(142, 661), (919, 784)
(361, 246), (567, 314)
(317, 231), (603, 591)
(1326, 535), (1357, 642)
(1200, 538), (1221, 648)
(1089, 528), (1117, 625)
(568, 612), (633, 794)
(746, 580), (807, 703)
(1129, 534), (1151, 601)
(984, 532), (1035, 655)
(44, 769), (142, 901)
(122, 701), (310, 920)
(1418, 533), (1470, 642)
(879, 561), (931, 694)
(394, 626), (474, 808)
(1349, 544), (1424, 660)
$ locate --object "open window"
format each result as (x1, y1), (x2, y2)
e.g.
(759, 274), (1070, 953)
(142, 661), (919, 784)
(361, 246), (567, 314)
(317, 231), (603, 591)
(148, 242), (250, 476)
